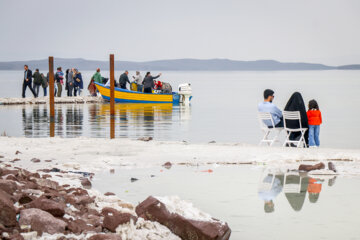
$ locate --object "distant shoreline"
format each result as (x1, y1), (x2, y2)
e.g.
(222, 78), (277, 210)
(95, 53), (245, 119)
(1, 58), (359, 71)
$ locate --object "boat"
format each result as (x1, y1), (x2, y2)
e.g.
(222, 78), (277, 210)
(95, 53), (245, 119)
(94, 82), (192, 104)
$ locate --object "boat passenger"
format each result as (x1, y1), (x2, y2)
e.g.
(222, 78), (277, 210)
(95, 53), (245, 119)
(142, 72), (162, 93)
(92, 68), (102, 84)
(119, 71), (130, 89)
(133, 71), (143, 92)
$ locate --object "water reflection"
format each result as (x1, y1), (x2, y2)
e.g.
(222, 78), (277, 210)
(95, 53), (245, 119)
(258, 170), (337, 213)
(19, 103), (190, 139)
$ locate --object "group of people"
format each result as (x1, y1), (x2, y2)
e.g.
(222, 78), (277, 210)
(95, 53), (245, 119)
(258, 89), (322, 148)
(22, 65), (84, 98)
(103, 70), (162, 93)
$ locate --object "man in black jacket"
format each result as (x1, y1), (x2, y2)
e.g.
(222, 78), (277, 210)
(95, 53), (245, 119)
(22, 65), (37, 98)
(119, 71), (130, 89)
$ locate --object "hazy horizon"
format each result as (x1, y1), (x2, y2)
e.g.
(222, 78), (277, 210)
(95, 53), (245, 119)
(1, 0), (360, 65)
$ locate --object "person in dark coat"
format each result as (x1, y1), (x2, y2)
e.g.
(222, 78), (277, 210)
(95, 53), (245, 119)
(32, 68), (42, 97)
(142, 72), (162, 93)
(22, 65), (37, 98)
(284, 92), (309, 146)
(119, 71), (130, 89)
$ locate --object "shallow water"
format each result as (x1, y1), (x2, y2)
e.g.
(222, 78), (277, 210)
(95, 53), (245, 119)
(93, 165), (360, 240)
(1, 70), (360, 148)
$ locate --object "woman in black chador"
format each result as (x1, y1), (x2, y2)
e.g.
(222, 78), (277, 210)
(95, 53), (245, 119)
(284, 92), (309, 146)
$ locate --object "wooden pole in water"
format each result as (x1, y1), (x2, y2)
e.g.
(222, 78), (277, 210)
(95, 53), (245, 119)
(110, 54), (115, 139)
(48, 56), (55, 137)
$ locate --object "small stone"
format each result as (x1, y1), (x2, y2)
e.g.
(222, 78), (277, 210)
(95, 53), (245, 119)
(130, 178), (138, 182)
(138, 136), (153, 141)
(104, 192), (115, 196)
(88, 233), (122, 240)
(10, 158), (21, 163)
(162, 162), (172, 169)
(30, 158), (41, 163)
(110, 169), (115, 174)
(15, 151), (21, 155)
(81, 178), (92, 189)
(328, 162), (337, 172)
(209, 140), (216, 143)
(44, 160), (52, 162)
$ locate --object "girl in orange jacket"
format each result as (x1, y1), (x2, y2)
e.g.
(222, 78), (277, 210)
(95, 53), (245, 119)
(307, 100), (322, 147)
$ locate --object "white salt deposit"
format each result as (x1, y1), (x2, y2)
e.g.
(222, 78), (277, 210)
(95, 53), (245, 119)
(155, 196), (215, 222)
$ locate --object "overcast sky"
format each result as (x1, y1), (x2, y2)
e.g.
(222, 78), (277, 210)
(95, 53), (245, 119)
(0, 0), (359, 65)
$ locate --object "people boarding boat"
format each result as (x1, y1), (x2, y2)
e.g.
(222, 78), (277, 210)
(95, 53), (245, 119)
(94, 81), (192, 104)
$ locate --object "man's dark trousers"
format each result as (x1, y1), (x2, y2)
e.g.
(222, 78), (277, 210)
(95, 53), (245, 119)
(22, 80), (37, 98)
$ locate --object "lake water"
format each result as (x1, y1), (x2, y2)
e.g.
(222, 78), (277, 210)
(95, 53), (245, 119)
(0, 70), (359, 149)
(93, 165), (360, 240)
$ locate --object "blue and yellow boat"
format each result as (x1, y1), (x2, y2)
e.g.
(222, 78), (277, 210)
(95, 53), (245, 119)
(95, 82), (191, 104)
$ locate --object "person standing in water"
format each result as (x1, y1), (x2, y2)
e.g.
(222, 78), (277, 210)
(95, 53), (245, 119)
(307, 99), (322, 147)
(142, 72), (162, 93)
(22, 65), (37, 98)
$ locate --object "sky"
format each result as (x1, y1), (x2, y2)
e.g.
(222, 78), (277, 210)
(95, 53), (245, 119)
(0, 0), (360, 65)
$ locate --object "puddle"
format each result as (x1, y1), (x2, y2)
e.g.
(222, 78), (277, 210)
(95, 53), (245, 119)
(93, 165), (360, 240)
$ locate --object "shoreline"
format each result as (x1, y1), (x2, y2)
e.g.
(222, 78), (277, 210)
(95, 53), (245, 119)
(0, 96), (103, 105)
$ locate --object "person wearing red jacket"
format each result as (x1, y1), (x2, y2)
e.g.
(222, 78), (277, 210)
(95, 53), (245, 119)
(307, 100), (322, 147)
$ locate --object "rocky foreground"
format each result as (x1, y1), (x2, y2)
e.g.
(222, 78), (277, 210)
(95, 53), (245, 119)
(0, 164), (231, 240)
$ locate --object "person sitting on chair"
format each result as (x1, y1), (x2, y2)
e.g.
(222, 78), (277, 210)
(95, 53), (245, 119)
(258, 89), (283, 128)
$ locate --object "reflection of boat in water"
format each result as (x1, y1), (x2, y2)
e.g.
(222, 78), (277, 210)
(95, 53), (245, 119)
(98, 103), (173, 117)
(95, 83), (192, 104)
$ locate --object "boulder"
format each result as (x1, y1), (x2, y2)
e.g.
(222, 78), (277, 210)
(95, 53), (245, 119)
(101, 207), (137, 232)
(88, 233), (122, 240)
(19, 208), (67, 235)
(136, 196), (231, 240)
(298, 162), (325, 172)
(26, 198), (65, 217)
(0, 179), (17, 195)
(0, 189), (17, 227)
(34, 178), (59, 190)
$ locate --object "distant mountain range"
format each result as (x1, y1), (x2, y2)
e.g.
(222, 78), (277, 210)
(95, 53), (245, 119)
(0, 58), (359, 71)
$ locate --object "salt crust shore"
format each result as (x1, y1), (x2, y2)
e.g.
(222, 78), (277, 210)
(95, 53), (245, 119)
(0, 137), (359, 176)
(1, 137), (360, 239)
(0, 96), (103, 105)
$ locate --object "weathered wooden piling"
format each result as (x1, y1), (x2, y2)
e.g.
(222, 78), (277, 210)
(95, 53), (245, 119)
(48, 56), (55, 137)
(110, 54), (115, 139)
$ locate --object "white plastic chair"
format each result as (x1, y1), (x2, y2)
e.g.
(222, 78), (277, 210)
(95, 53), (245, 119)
(258, 112), (283, 146)
(282, 111), (308, 148)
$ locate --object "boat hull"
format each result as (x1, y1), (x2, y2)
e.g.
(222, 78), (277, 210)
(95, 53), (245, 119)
(95, 83), (175, 103)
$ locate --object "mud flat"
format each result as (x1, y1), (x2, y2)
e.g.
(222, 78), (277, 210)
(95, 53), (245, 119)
(0, 96), (104, 105)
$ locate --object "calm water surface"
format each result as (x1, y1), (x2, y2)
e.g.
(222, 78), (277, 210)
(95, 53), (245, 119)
(93, 165), (360, 240)
(0, 70), (359, 148)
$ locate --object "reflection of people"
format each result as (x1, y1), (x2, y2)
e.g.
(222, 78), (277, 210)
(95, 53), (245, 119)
(307, 178), (323, 203)
(284, 92), (309, 145)
(258, 89), (283, 127)
(284, 174), (309, 211)
(258, 174), (284, 213)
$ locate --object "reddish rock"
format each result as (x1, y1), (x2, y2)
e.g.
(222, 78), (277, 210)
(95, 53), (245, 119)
(26, 198), (65, 217)
(109, 169), (115, 174)
(88, 233), (122, 240)
(17, 193), (36, 205)
(298, 162), (325, 172)
(104, 192), (115, 196)
(19, 208), (67, 235)
(101, 207), (137, 232)
(31, 158), (41, 163)
(41, 174), (52, 179)
(35, 178), (59, 190)
(62, 184), (70, 188)
(136, 196), (231, 240)
(0, 179), (17, 195)
(67, 218), (96, 234)
(44, 160), (52, 162)
(1, 169), (19, 177)
(10, 158), (21, 163)
(15, 151), (21, 155)
(0, 189), (17, 227)
(81, 178), (92, 189)
(162, 161), (172, 169)
(5, 174), (17, 181)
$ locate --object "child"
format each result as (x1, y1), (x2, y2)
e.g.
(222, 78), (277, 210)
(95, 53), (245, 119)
(307, 100), (322, 147)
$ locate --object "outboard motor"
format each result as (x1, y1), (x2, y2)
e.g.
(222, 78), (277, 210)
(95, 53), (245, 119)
(178, 83), (192, 105)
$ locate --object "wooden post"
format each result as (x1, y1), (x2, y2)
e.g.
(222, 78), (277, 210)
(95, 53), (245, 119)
(48, 56), (55, 137)
(110, 54), (115, 116)
(110, 54), (115, 139)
